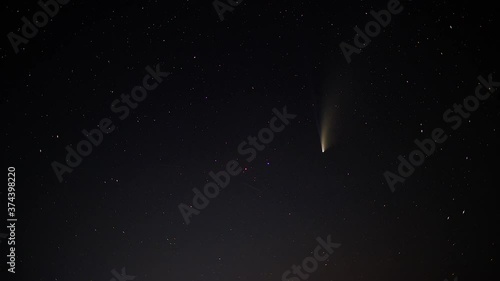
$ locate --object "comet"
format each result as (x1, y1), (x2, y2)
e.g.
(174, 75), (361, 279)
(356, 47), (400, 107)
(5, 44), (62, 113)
(320, 104), (335, 153)
(312, 66), (343, 153)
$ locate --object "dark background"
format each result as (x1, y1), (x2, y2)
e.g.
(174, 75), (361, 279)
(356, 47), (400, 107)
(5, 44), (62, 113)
(1, 0), (499, 280)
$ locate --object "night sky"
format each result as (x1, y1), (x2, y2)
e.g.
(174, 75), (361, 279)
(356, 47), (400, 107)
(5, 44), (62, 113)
(2, 0), (499, 280)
